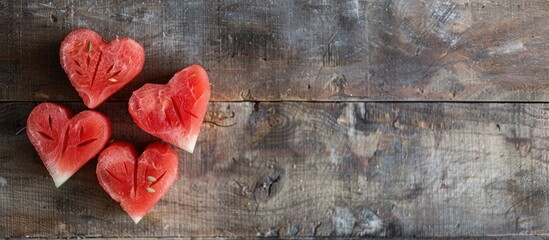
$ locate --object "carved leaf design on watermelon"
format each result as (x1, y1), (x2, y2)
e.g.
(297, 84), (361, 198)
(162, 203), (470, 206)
(60, 29), (145, 109)
(96, 141), (179, 223)
(128, 65), (211, 153)
(27, 103), (112, 187)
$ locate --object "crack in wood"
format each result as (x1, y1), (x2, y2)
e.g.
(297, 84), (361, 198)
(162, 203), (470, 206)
(203, 120), (236, 127)
(253, 169), (284, 202)
(505, 190), (545, 215)
(266, 175), (280, 197)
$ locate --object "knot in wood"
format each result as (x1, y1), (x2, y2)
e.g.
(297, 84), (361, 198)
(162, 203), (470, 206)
(252, 166), (285, 202)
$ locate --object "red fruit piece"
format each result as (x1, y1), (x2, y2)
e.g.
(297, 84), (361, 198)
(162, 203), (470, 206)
(96, 141), (179, 223)
(128, 65), (210, 153)
(60, 29), (145, 109)
(27, 103), (111, 187)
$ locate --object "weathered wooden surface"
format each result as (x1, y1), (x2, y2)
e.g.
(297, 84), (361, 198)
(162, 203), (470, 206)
(3, 0), (549, 238)
(2, 102), (549, 238)
(3, 0), (549, 101)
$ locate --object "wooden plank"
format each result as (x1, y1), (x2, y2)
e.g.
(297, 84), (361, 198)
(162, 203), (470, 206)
(2, 101), (549, 238)
(3, 0), (549, 102)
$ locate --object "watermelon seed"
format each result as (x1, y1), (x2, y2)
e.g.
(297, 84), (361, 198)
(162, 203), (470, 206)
(147, 176), (157, 182)
(146, 187), (156, 193)
(108, 78), (118, 83)
(88, 42), (92, 53)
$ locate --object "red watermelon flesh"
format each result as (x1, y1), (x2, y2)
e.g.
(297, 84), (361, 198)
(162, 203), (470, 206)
(27, 103), (111, 187)
(128, 65), (210, 153)
(60, 29), (145, 109)
(96, 141), (179, 223)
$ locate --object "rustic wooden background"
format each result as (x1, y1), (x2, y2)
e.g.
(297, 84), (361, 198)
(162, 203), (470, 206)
(2, 0), (549, 238)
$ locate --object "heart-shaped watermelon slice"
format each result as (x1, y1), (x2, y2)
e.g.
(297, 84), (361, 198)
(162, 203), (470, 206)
(27, 103), (111, 187)
(128, 65), (210, 153)
(96, 141), (179, 223)
(60, 29), (145, 109)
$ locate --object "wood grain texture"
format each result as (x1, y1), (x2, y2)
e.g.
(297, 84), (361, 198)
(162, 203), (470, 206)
(3, 0), (549, 238)
(3, 101), (549, 238)
(3, 0), (549, 102)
